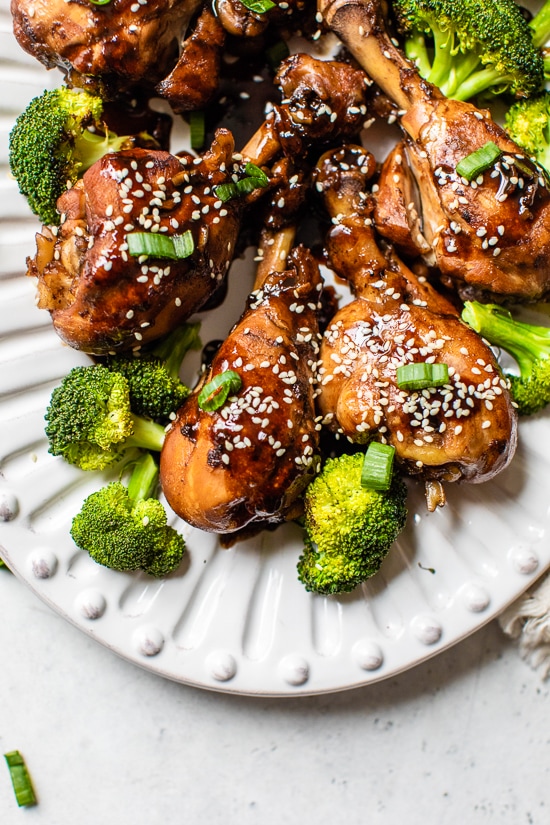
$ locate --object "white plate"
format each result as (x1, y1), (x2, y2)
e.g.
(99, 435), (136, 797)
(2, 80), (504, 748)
(1, 0), (549, 697)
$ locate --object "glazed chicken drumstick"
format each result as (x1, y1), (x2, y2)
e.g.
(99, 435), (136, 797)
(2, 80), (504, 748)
(27, 54), (371, 354)
(12, 0), (203, 98)
(314, 145), (518, 490)
(319, 0), (550, 301)
(160, 226), (323, 534)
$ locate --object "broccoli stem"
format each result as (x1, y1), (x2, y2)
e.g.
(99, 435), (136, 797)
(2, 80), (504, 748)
(451, 67), (513, 102)
(530, 0), (550, 48)
(127, 452), (159, 503)
(126, 415), (166, 453)
(426, 22), (457, 89)
(462, 301), (550, 378)
(152, 322), (201, 381)
(405, 33), (433, 78)
(74, 130), (130, 174)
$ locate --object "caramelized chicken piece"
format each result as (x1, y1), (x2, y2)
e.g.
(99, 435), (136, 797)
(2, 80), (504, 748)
(373, 141), (432, 261)
(160, 227), (322, 533)
(11, 0), (199, 92)
(28, 132), (241, 354)
(27, 54), (373, 354)
(314, 145), (517, 484)
(241, 53), (372, 165)
(215, 0), (305, 37)
(319, 0), (550, 301)
(155, 6), (225, 112)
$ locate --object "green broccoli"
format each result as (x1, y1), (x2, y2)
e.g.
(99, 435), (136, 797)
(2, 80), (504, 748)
(392, 0), (543, 101)
(45, 364), (166, 471)
(461, 300), (550, 415)
(9, 86), (152, 226)
(529, 0), (550, 78)
(105, 323), (201, 422)
(71, 451), (185, 577)
(297, 453), (408, 595)
(504, 91), (550, 173)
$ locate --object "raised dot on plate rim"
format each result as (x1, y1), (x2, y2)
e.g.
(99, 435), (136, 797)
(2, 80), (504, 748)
(352, 639), (384, 671)
(27, 548), (58, 579)
(509, 544), (539, 575)
(205, 651), (237, 682)
(74, 588), (107, 620)
(410, 614), (442, 646)
(132, 625), (164, 657)
(279, 654), (310, 686)
(461, 582), (491, 613)
(0, 490), (19, 522)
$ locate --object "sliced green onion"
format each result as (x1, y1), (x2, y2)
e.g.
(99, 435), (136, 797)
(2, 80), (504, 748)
(361, 442), (395, 491)
(189, 110), (205, 150)
(126, 231), (194, 260)
(214, 182), (239, 202)
(396, 362), (449, 391)
(4, 751), (37, 808)
(198, 370), (242, 411)
(240, 0), (276, 12)
(88, 0), (111, 4)
(266, 40), (290, 70)
(244, 163), (269, 187)
(236, 176), (267, 196)
(456, 141), (502, 181)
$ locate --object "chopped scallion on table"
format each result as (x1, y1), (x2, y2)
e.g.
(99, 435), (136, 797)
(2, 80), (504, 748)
(4, 751), (37, 807)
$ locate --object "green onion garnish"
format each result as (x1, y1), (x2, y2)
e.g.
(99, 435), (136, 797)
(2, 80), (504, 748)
(126, 231), (194, 260)
(88, 0), (111, 4)
(235, 176), (265, 196)
(198, 370), (242, 411)
(361, 442), (396, 491)
(266, 40), (290, 70)
(215, 165), (269, 202)
(240, 0), (276, 12)
(396, 362), (449, 391)
(214, 183), (239, 202)
(455, 141), (502, 181)
(244, 163), (269, 187)
(4, 751), (37, 807)
(189, 110), (205, 150)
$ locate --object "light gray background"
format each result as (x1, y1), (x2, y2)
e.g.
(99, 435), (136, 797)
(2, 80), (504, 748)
(0, 569), (547, 824)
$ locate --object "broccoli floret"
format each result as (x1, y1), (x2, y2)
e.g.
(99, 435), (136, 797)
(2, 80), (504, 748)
(105, 323), (201, 421)
(297, 453), (408, 595)
(9, 86), (147, 226)
(462, 300), (550, 415)
(71, 452), (185, 577)
(504, 92), (550, 173)
(45, 364), (166, 470)
(392, 0), (543, 101)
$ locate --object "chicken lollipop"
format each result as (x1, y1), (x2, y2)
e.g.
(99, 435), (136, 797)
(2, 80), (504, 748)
(160, 226), (323, 534)
(319, 0), (550, 301)
(314, 145), (518, 492)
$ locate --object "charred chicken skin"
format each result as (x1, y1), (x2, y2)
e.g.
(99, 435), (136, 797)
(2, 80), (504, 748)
(27, 131), (241, 354)
(319, 0), (550, 301)
(160, 228), (323, 534)
(314, 145), (518, 484)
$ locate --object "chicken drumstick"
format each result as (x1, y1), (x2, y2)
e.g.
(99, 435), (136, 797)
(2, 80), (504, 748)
(314, 145), (518, 487)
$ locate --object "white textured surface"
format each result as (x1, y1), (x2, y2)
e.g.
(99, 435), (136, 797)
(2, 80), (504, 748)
(2, 0), (550, 696)
(1, 570), (550, 824)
